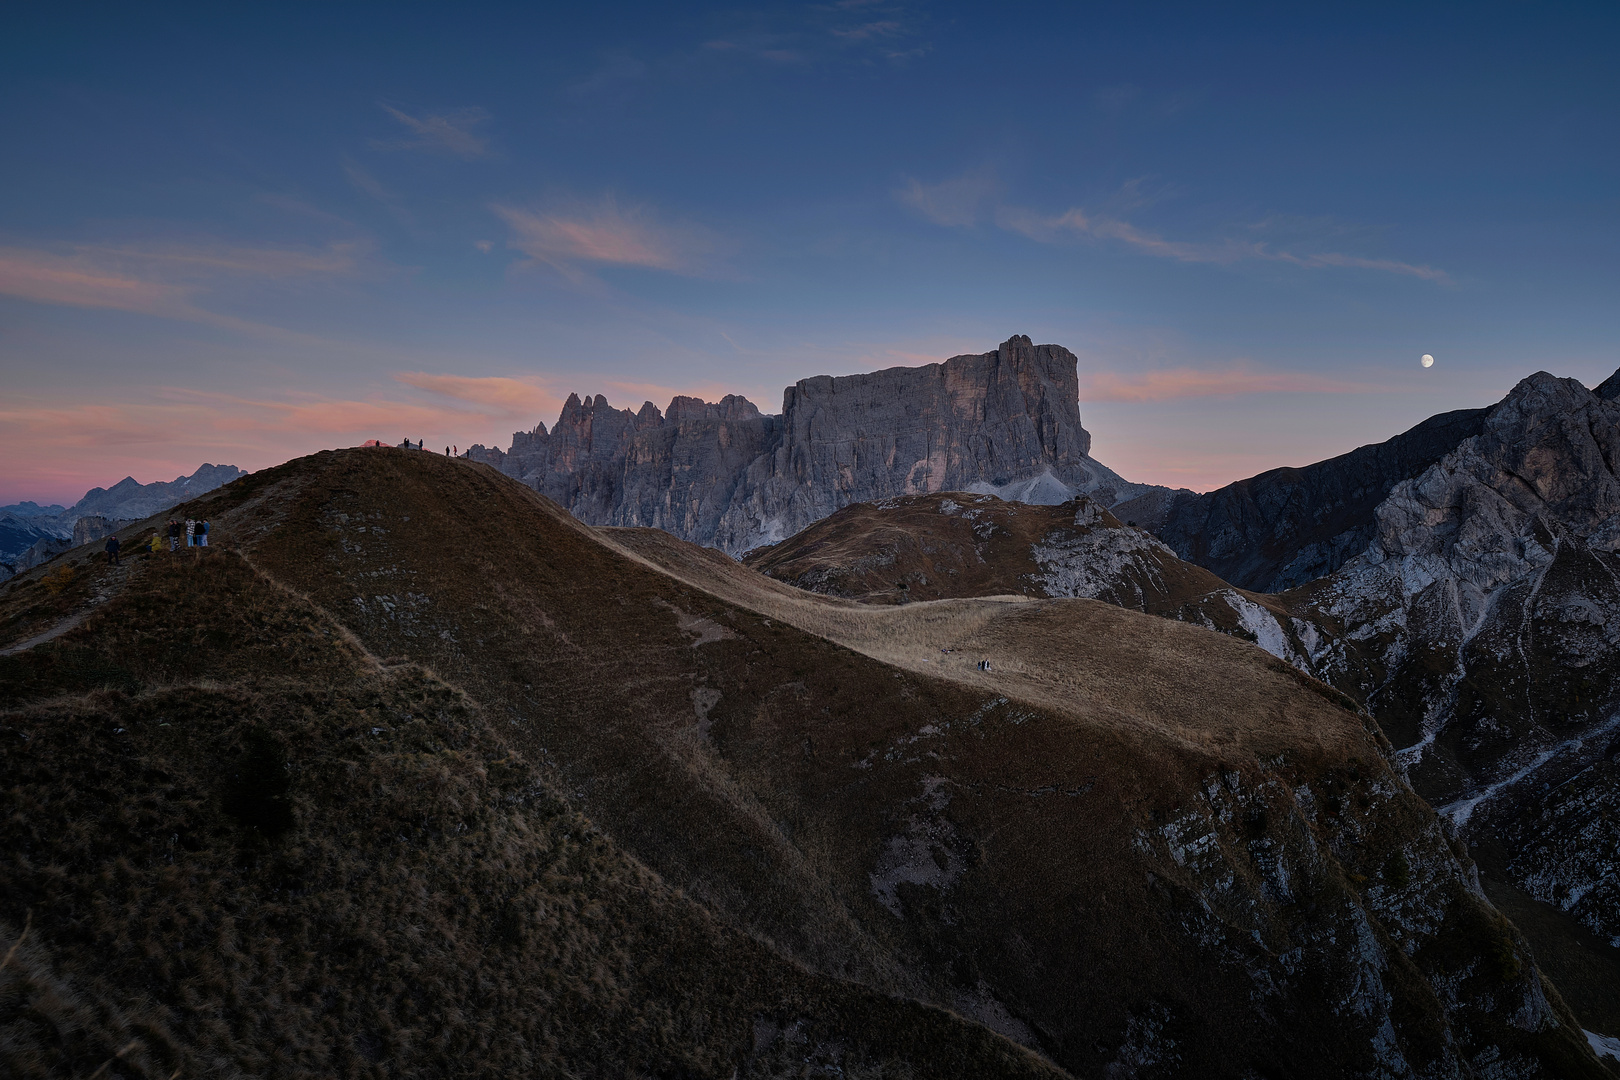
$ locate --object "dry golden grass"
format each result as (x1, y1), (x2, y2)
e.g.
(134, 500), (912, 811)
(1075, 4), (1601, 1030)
(604, 526), (1362, 763)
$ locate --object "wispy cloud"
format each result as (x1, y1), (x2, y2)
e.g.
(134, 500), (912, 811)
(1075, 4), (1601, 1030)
(0, 241), (366, 336)
(394, 373), (560, 418)
(80, 242), (362, 278)
(0, 248), (188, 315)
(831, 20), (902, 41)
(1263, 249), (1451, 280)
(702, 35), (804, 65)
(1082, 362), (1368, 402)
(372, 104), (491, 159)
(568, 54), (650, 99)
(492, 198), (721, 276)
(701, 3), (927, 66)
(897, 169), (997, 227)
(341, 158), (417, 228)
(994, 203), (1450, 282)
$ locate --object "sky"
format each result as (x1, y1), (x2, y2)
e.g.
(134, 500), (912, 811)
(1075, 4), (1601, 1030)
(3, 2), (1618, 505)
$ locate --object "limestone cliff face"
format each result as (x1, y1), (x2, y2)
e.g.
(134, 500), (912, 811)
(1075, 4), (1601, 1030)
(471, 336), (1156, 553)
(712, 335), (1149, 550)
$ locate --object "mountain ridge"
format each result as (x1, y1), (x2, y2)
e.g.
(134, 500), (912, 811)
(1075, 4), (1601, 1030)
(470, 335), (1171, 554)
(2, 446), (1607, 1076)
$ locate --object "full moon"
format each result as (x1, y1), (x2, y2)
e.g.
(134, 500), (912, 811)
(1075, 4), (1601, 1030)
(1421, 354), (1435, 368)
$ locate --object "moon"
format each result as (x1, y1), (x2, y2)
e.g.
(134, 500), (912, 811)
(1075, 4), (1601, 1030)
(1421, 354), (1435, 368)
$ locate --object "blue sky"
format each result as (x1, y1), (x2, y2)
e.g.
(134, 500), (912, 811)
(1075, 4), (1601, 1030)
(3, 2), (1618, 502)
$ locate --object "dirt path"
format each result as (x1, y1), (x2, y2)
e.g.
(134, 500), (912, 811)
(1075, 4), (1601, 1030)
(0, 609), (90, 656)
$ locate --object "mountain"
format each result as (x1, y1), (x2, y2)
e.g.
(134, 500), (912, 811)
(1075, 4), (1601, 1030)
(1151, 407), (1491, 593)
(0, 501), (66, 518)
(743, 491), (1233, 614)
(0, 446), (1608, 1078)
(470, 336), (1169, 555)
(751, 368), (1620, 1042)
(67, 462), (244, 524)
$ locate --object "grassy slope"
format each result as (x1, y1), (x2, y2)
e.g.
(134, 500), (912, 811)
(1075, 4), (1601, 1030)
(737, 490), (1620, 1044)
(0, 546), (1059, 1079)
(2, 449), (1609, 1078)
(737, 492), (1303, 646)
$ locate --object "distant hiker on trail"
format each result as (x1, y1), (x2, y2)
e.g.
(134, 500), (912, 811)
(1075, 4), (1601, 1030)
(168, 518), (182, 551)
(104, 534), (120, 566)
(453, 445), (457, 456)
(445, 445), (450, 456)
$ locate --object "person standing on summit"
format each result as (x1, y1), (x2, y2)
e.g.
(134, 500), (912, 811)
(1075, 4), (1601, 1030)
(104, 533), (120, 566)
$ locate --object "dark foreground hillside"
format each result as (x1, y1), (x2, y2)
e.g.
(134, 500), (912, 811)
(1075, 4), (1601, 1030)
(0, 550), (1056, 1079)
(1, 448), (1611, 1078)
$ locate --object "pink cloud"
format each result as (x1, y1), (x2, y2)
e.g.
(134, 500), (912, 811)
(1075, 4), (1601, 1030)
(1082, 363), (1368, 402)
(0, 248), (190, 314)
(394, 372), (563, 418)
(492, 199), (719, 275)
(0, 242), (368, 338)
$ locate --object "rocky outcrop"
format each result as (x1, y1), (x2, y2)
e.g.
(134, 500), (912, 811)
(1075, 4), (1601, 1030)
(471, 337), (1161, 554)
(1301, 374), (1620, 804)
(1154, 406), (1489, 592)
(1227, 371), (1620, 1034)
(71, 516), (118, 547)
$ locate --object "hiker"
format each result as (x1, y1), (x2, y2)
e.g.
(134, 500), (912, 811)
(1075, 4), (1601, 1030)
(104, 533), (120, 566)
(185, 519), (196, 548)
(198, 520), (210, 548)
(167, 518), (182, 551)
(148, 534), (163, 554)
(445, 445), (450, 456)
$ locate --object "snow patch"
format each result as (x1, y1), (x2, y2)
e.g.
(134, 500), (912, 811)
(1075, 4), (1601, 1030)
(1586, 1029), (1620, 1062)
(965, 469), (1076, 505)
(1224, 591), (1307, 670)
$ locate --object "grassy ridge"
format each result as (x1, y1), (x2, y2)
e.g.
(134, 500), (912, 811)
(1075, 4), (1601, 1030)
(0, 552), (1061, 1079)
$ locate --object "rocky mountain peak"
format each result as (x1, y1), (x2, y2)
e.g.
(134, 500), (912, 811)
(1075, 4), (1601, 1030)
(472, 338), (1161, 554)
(1369, 372), (1620, 594)
(1593, 365), (1620, 401)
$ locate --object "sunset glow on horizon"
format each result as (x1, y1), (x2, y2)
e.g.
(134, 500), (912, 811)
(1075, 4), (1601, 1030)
(4, 5), (1618, 505)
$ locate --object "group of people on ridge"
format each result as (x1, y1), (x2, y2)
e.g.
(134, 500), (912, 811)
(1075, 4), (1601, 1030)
(101, 517), (208, 565)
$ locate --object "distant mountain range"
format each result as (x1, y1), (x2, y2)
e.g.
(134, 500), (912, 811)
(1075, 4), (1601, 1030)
(0, 463), (242, 575)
